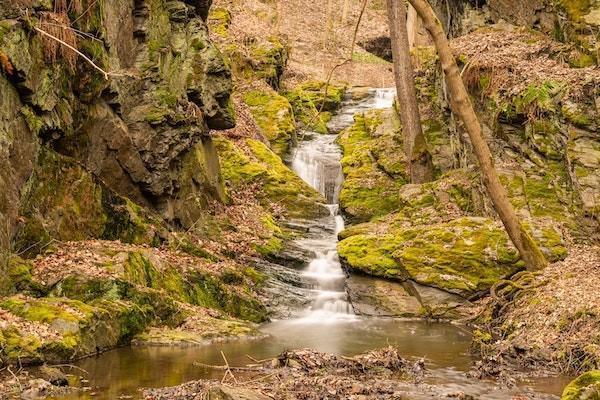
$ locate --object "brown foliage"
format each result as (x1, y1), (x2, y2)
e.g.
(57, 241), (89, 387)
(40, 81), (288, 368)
(0, 51), (14, 76)
(54, 0), (83, 15)
(38, 12), (78, 71)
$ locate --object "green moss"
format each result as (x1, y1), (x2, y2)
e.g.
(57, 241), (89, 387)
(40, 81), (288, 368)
(20, 106), (43, 135)
(0, 327), (42, 362)
(284, 81), (345, 134)
(338, 217), (523, 296)
(338, 110), (407, 222)
(16, 148), (163, 256)
(243, 90), (297, 157)
(243, 267), (267, 285)
(208, 7), (232, 37)
(562, 370), (600, 400)
(6, 257), (34, 292)
(352, 51), (391, 64)
(215, 137), (325, 219)
(187, 271), (268, 323)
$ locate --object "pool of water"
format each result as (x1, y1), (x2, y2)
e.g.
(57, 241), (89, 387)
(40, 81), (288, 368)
(52, 318), (472, 399)
(51, 317), (569, 400)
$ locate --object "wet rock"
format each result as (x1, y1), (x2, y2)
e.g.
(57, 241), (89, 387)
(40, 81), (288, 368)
(39, 365), (68, 387)
(347, 275), (467, 318)
(562, 370), (600, 400)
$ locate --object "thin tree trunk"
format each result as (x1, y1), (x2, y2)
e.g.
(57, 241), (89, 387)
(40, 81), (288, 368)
(406, 4), (419, 48)
(386, 0), (433, 183)
(406, 0), (548, 271)
(341, 0), (350, 25)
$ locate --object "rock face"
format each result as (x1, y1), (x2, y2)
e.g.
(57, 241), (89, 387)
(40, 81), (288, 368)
(0, 0), (235, 256)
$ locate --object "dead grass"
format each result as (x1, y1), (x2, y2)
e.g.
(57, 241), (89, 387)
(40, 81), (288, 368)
(38, 12), (78, 71)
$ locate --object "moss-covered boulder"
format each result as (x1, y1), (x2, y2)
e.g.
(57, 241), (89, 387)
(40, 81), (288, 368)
(215, 137), (327, 219)
(562, 370), (600, 400)
(284, 81), (346, 134)
(339, 217), (525, 296)
(338, 109), (408, 223)
(0, 295), (150, 364)
(14, 149), (165, 256)
(339, 216), (567, 297)
(243, 90), (297, 158)
(225, 36), (289, 90)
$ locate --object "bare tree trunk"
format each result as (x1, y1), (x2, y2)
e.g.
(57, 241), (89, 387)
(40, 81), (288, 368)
(325, 0), (334, 50)
(407, 0), (548, 271)
(387, 0), (433, 183)
(341, 0), (350, 25)
(406, 4), (419, 48)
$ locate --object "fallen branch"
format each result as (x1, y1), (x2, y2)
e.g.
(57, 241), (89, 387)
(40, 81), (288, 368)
(220, 351), (238, 384)
(33, 25), (109, 80)
(7, 366), (22, 392)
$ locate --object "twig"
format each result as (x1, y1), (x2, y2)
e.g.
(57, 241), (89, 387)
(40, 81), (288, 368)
(350, 0), (369, 60)
(220, 351), (238, 384)
(33, 25), (109, 80)
(241, 371), (280, 385)
(7, 366), (22, 392)
(193, 362), (259, 371)
(49, 363), (89, 375)
(70, 0), (99, 25)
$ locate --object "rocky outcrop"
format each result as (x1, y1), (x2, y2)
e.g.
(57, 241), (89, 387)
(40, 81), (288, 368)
(0, 0), (235, 244)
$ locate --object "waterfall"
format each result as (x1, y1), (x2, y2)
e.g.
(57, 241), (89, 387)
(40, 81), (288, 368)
(288, 88), (396, 322)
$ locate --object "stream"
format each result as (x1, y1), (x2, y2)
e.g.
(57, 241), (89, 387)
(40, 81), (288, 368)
(52, 89), (570, 400)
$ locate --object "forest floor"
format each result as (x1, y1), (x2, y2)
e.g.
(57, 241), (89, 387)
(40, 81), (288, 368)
(471, 245), (600, 375)
(212, 0), (395, 88)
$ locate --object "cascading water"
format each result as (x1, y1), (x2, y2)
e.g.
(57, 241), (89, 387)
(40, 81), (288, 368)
(289, 88), (397, 321)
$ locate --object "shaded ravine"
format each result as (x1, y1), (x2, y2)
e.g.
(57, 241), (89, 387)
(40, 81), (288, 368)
(52, 89), (568, 400)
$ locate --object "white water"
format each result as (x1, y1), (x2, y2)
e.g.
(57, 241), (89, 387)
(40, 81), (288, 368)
(289, 88), (396, 323)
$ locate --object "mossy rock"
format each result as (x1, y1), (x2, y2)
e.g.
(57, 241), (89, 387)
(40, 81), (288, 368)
(208, 7), (232, 37)
(243, 90), (297, 157)
(339, 215), (568, 296)
(0, 296), (150, 364)
(338, 110), (408, 222)
(284, 81), (346, 134)
(562, 370), (600, 400)
(227, 36), (288, 89)
(15, 149), (164, 256)
(338, 217), (524, 296)
(215, 137), (327, 219)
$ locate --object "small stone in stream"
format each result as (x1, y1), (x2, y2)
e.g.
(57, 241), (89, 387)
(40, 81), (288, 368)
(446, 391), (476, 399)
(39, 365), (69, 387)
